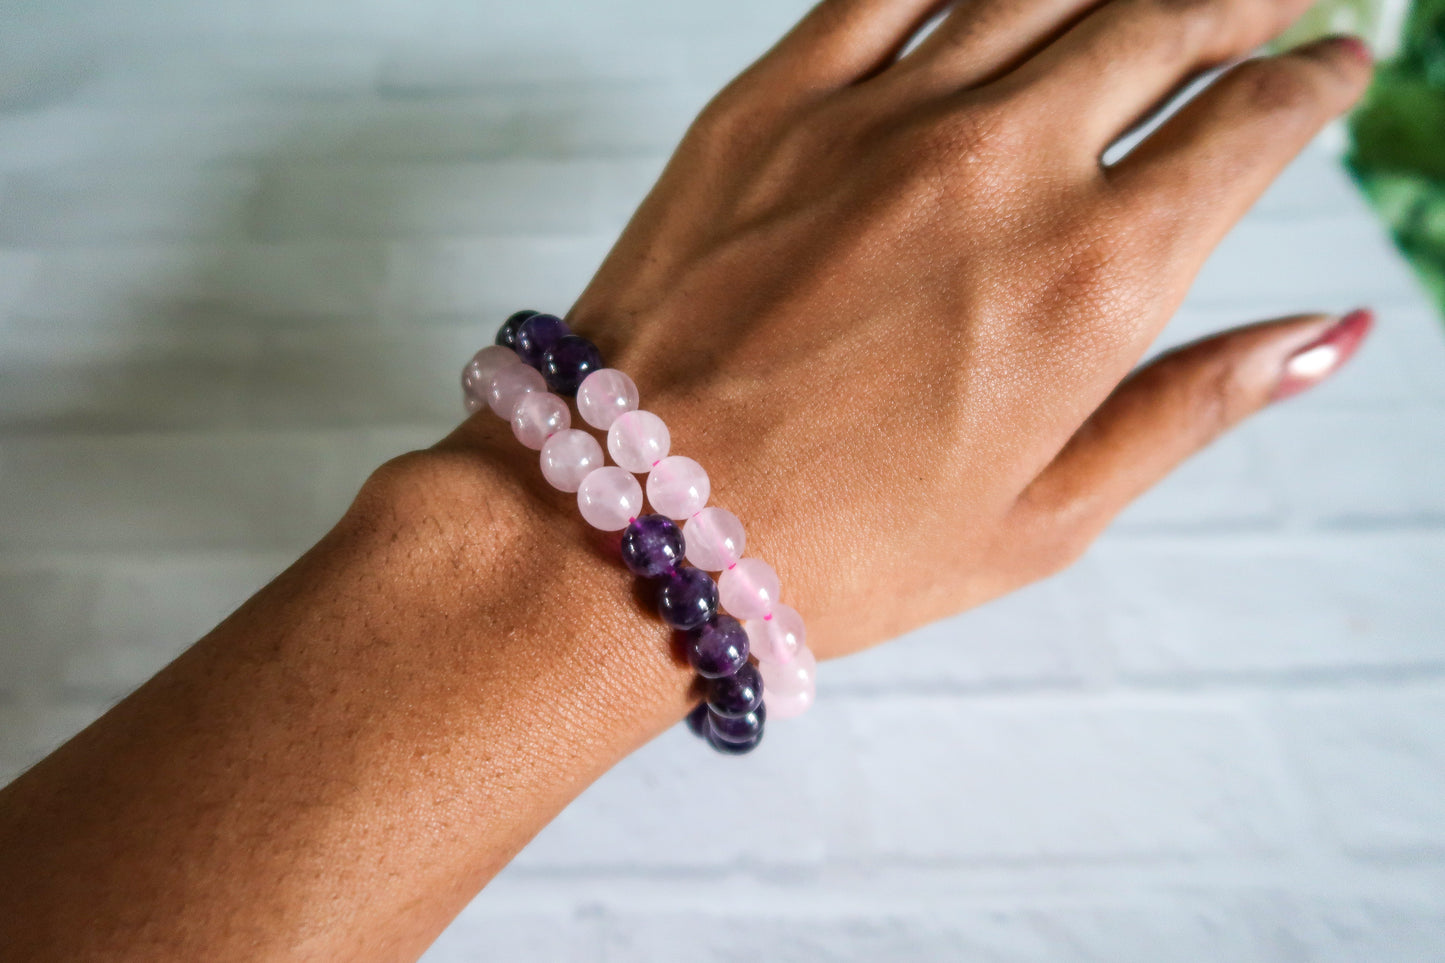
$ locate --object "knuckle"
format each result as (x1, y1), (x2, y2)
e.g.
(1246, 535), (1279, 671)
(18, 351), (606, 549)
(1151, 0), (1218, 12)
(799, 0), (866, 43)
(1192, 359), (1238, 436)
(891, 103), (1018, 199)
(1181, 351), (1250, 438)
(1236, 60), (1321, 116)
(1123, 348), (1237, 446)
(688, 93), (747, 145)
(907, 102), (1014, 168)
(1007, 489), (1100, 579)
(1138, 0), (1223, 57)
(1149, 0), (1224, 30)
(686, 82), (772, 153)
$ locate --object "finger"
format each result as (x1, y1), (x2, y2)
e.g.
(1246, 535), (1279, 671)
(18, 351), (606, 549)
(1109, 36), (1372, 259)
(1001, 0), (1315, 151)
(759, 0), (952, 90)
(890, 0), (1104, 94)
(1016, 309), (1373, 538)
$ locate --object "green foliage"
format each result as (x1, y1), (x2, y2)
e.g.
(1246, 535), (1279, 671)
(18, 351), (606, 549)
(1344, 0), (1445, 317)
(1271, 1), (1445, 317)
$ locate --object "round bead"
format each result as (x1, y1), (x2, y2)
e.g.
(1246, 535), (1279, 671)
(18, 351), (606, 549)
(707, 702), (765, 743)
(684, 702), (710, 738)
(707, 662), (763, 717)
(657, 568), (719, 632)
(510, 392), (570, 450)
(745, 603), (806, 664)
(607, 410), (670, 473)
(718, 558), (780, 620)
(515, 313), (570, 368)
(540, 429), (605, 493)
(707, 727), (762, 755)
(620, 514), (685, 579)
(646, 456), (710, 520)
(684, 613), (748, 677)
(541, 335), (603, 396)
(760, 647), (817, 719)
(462, 345), (519, 411)
(683, 507), (745, 571)
(762, 683), (814, 720)
(576, 467), (644, 531)
(496, 310), (538, 349)
(575, 369), (639, 430)
(487, 362), (546, 418)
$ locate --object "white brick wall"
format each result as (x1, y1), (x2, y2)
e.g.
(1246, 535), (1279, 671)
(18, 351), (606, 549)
(2, 2), (1443, 959)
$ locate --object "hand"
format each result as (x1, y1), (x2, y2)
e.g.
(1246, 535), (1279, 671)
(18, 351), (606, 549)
(520, 0), (1374, 660)
(0, 6), (1379, 959)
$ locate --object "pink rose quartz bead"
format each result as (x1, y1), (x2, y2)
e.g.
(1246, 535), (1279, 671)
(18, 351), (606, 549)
(487, 362), (546, 418)
(719, 558), (781, 621)
(540, 429), (605, 493)
(577, 466), (645, 531)
(745, 603), (805, 664)
(645, 455), (710, 519)
(576, 368), (640, 430)
(759, 647), (816, 719)
(510, 391), (570, 450)
(607, 409), (670, 473)
(683, 507), (745, 571)
(462, 345), (519, 412)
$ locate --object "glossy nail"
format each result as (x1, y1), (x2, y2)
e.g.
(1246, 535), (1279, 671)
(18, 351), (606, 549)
(1272, 308), (1373, 402)
(1321, 34), (1374, 65)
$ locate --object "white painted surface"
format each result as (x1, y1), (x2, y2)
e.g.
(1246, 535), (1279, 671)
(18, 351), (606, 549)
(1, 2), (1443, 959)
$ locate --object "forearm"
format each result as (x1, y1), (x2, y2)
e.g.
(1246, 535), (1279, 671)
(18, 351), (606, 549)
(0, 421), (692, 962)
(0, 0), (1375, 957)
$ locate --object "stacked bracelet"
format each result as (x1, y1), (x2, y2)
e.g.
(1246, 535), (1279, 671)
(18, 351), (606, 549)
(461, 310), (818, 755)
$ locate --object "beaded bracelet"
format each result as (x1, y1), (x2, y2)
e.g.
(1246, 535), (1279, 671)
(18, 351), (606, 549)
(461, 310), (817, 754)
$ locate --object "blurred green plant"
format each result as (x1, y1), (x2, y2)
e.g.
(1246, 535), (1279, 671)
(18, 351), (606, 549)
(1348, 0), (1445, 315)
(1282, 0), (1445, 316)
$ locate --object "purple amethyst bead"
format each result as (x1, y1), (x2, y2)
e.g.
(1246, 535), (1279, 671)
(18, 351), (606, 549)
(542, 335), (604, 396)
(707, 702), (765, 743)
(657, 568), (719, 631)
(707, 662), (763, 717)
(621, 514), (685, 579)
(515, 313), (570, 368)
(496, 309), (538, 350)
(685, 614), (749, 678)
(706, 726), (762, 755)
(684, 702), (710, 738)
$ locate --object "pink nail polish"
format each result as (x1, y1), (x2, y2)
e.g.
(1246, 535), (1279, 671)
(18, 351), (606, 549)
(1321, 34), (1374, 65)
(1272, 308), (1374, 402)
(1317, 33), (1369, 64)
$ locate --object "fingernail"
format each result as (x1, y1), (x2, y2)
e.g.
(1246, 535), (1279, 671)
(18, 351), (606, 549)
(1272, 308), (1374, 402)
(1313, 33), (1374, 65)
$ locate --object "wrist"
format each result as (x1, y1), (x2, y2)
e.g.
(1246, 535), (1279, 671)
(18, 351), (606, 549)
(343, 419), (697, 762)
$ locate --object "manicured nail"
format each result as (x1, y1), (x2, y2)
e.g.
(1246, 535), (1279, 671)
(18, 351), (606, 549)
(1314, 33), (1374, 65)
(1272, 308), (1374, 402)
